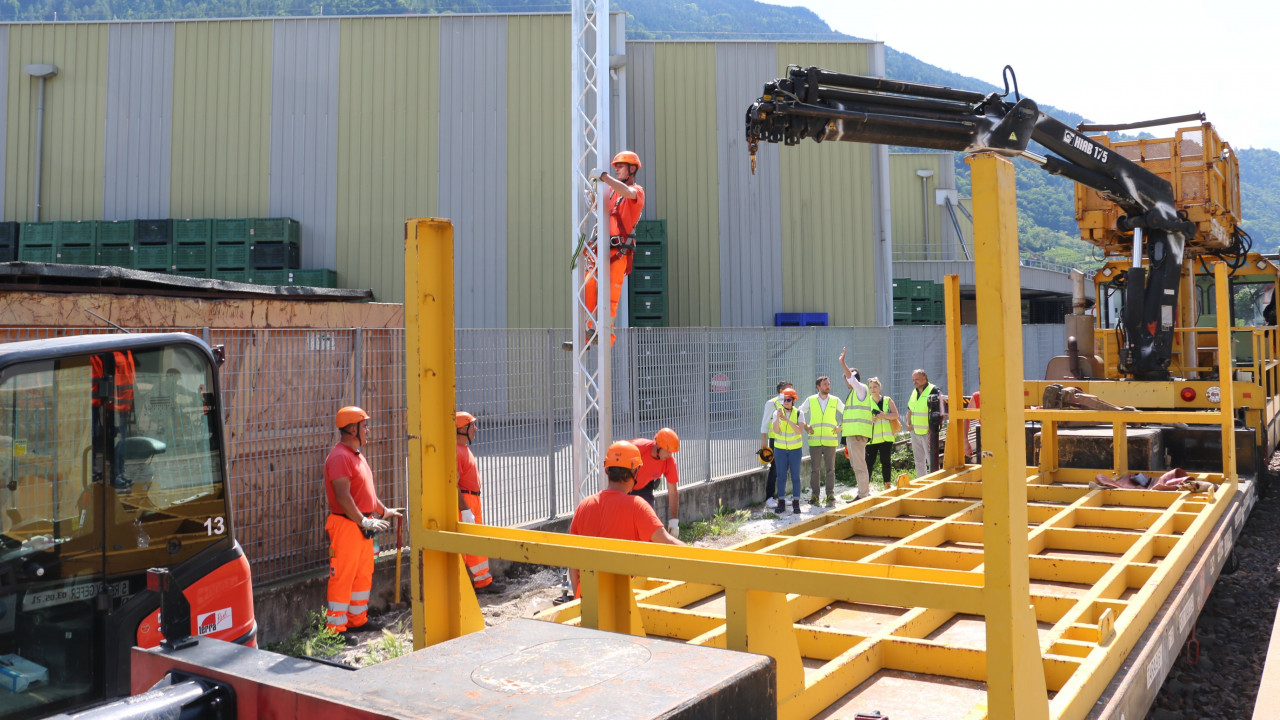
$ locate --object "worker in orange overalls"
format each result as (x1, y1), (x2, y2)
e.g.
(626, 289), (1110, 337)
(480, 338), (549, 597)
(582, 150), (646, 346)
(91, 350), (136, 487)
(324, 406), (401, 637)
(456, 411), (506, 594)
(567, 441), (684, 597)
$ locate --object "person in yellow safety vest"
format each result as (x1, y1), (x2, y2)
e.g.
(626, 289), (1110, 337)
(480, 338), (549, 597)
(838, 348), (874, 499)
(759, 381), (793, 510)
(864, 377), (901, 489)
(456, 412), (507, 595)
(770, 387), (805, 514)
(800, 375), (844, 507)
(905, 369), (947, 477)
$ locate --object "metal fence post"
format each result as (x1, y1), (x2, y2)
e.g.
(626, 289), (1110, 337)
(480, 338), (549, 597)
(546, 329), (557, 520)
(202, 327), (211, 346)
(353, 328), (364, 407)
(702, 328), (711, 484)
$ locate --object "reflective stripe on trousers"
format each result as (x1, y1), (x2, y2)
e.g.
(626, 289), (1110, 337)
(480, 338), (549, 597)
(325, 514), (374, 631)
(462, 493), (494, 588)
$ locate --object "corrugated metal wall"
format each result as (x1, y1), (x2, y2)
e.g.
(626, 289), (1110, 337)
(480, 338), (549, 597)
(6, 24), (108, 222)
(104, 24), (173, 220)
(776, 44), (875, 327)
(715, 43), (781, 328)
(171, 21), (271, 219)
(506, 15), (570, 329)
(334, 17), (440, 304)
(269, 19), (339, 271)
(438, 16), (507, 330)
(889, 152), (958, 260)
(0, 27), (9, 216)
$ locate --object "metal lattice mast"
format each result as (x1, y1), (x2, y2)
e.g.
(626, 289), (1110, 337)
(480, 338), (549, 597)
(570, 0), (611, 498)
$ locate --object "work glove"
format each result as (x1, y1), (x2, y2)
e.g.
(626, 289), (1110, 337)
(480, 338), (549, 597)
(360, 516), (390, 532)
(381, 507), (403, 519)
(667, 518), (679, 534)
(461, 509), (476, 523)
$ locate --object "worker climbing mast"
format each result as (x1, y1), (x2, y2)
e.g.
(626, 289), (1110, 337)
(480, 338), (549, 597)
(569, 0), (612, 497)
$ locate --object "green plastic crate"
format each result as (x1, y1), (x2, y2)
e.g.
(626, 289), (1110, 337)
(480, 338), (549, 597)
(287, 269), (337, 287)
(213, 243), (250, 268)
(174, 244), (211, 267)
(174, 219), (213, 244)
(97, 220), (135, 246)
(56, 221), (96, 247)
(632, 243), (666, 269)
(634, 219), (666, 243)
(629, 291), (667, 317)
(56, 245), (95, 265)
(135, 244), (173, 270)
(631, 315), (668, 328)
(19, 222), (57, 247)
(252, 270), (286, 285)
(213, 219), (250, 243)
(19, 245), (55, 263)
(96, 244), (135, 268)
(249, 218), (300, 244)
(630, 268), (666, 293)
(212, 269), (250, 284)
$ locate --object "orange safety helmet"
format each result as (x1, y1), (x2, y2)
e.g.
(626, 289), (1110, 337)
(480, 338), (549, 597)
(455, 411), (477, 430)
(781, 387), (799, 401)
(612, 150), (641, 170)
(603, 440), (643, 471)
(336, 406), (370, 429)
(654, 427), (680, 453)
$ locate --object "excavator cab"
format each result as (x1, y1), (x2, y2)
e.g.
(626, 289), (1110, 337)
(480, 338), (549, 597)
(0, 333), (254, 720)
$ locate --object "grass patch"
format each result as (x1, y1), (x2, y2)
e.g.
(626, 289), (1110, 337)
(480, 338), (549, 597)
(355, 627), (409, 667)
(680, 501), (752, 543)
(266, 611), (349, 660)
(761, 511), (779, 520)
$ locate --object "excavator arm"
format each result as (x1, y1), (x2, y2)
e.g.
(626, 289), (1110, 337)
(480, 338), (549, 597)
(746, 66), (1197, 380)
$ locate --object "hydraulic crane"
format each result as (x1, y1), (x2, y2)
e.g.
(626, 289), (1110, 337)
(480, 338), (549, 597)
(745, 65), (1200, 380)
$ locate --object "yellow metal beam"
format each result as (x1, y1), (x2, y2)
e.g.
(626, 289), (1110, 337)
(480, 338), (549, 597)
(944, 273), (966, 470)
(968, 152), (1050, 720)
(1215, 262), (1239, 481)
(580, 570), (646, 637)
(404, 218), (483, 650)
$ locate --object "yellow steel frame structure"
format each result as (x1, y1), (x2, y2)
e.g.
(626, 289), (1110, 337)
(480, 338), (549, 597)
(405, 154), (1241, 719)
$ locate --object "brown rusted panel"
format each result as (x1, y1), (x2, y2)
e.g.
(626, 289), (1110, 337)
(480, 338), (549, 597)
(1032, 426), (1164, 471)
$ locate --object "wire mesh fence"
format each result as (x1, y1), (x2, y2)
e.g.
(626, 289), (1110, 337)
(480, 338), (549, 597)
(0, 323), (1064, 584)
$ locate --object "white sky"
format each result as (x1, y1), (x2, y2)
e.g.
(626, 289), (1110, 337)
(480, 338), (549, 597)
(762, 0), (1279, 152)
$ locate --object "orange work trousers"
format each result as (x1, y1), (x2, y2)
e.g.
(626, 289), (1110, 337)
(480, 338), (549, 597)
(462, 494), (493, 588)
(583, 255), (628, 327)
(325, 514), (374, 632)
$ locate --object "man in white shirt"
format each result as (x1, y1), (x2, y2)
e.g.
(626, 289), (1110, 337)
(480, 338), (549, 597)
(839, 349), (873, 498)
(759, 381), (793, 510)
(799, 376), (844, 506)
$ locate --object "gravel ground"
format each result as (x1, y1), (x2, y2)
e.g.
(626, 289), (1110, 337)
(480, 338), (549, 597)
(1149, 464), (1280, 719)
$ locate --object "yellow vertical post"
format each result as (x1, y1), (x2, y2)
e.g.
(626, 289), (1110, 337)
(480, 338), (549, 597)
(968, 153), (1050, 720)
(579, 571), (646, 637)
(1113, 421), (1129, 477)
(1214, 262), (1238, 480)
(943, 274), (965, 469)
(405, 218), (484, 650)
(724, 588), (805, 703)
(1039, 419), (1058, 475)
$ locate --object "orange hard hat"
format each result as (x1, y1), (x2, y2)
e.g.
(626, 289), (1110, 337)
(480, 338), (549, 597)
(781, 388), (799, 400)
(336, 406), (370, 428)
(612, 150), (641, 170)
(654, 427), (680, 453)
(603, 440), (643, 471)
(456, 411), (476, 429)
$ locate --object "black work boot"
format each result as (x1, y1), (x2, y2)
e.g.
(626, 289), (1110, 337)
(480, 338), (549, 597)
(792, 499), (801, 513)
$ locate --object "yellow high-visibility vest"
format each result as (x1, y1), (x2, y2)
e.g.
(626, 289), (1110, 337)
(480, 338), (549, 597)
(773, 408), (803, 450)
(842, 388), (875, 439)
(908, 383), (937, 436)
(806, 395), (841, 447)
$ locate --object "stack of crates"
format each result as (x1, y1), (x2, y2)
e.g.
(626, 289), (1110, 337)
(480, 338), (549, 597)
(54, 221), (97, 265)
(283, 269), (337, 288)
(17, 222), (56, 262)
(892, 278), (945, 325)
(247, 218), (301, 284)
(172, 220), (213, 278)
(628, 219), (668, 327)
(133, 219), (173, 273)
(0, 223), (17, 262)
(212, 219), (252, 283)
(96, 221), (135, 268)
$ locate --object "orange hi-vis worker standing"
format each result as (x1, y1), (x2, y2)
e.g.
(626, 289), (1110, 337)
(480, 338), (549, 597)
(324, 406), (401, 635)
(456, 411), (505, 594)
(582, 150), (646, 345)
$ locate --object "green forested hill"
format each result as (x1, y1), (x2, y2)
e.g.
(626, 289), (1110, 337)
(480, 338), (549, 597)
(8, 0), (1276, 261)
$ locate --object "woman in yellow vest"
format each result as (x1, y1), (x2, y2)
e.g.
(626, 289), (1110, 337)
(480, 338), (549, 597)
(770, 387), (804, 513)
(864, 377), (900, 489)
